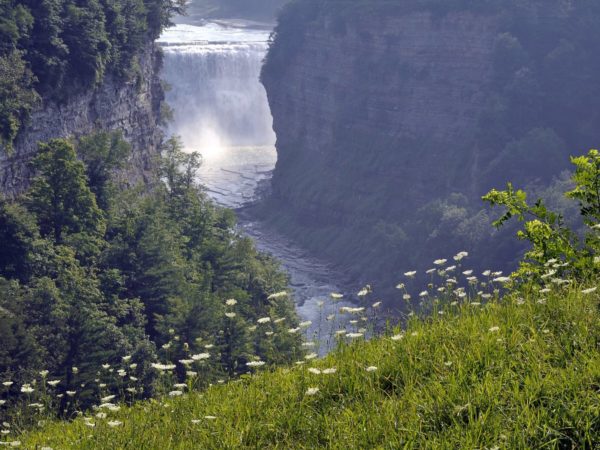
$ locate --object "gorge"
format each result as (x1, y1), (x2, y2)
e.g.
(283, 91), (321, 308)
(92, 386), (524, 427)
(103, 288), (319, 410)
(158, 21), (354, 348)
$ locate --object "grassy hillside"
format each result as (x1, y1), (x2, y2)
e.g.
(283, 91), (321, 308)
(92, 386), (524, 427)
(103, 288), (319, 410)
(15, 284), (600, 448)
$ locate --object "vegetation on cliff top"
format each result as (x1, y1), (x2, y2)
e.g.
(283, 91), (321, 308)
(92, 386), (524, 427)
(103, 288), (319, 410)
(0, 0), (186, 150)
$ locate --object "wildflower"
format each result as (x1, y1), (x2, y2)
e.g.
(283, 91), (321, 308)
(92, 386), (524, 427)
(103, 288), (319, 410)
(493, 276), (511, 283)
(305, 387), (319, 396)
(516, 298), (525, 305)
(419, 291), (428, 298)
(39, 370), (49, 378)
(191, 353), (210, 361)
(2, 381), (13, 387)
(101, 395), (116, 402)
(335, 330), (346, 336)
(444, 361), (453, 366)
(403, 294), (411, 301)
(326, 314), (335, 321)
(268, 291), (288, 300)
(274, 317), (286, 324)
(391, 334), (404, 341)
(539, 288), (551, 294)
(404, 271), (417, 278)
(302, 341), (316, 347)
(204, 416), (217, 420)
(305, 353), (318, 360)
(130, 363), (137, 369)
(117, 370), (126, 377)
(308, 368), (321, 375)
(191, 419), (201, 424)
(122, 355), (132, 362)
(426, 268), (436, 274)
(365, 366), (378, 372)
(322, 368), (337, 374)
(346, 332), (363, 338)
(462, 270), (473, 276)
(265, 331), (274, 336)
(107, 421), (122, 427)
(225, 312), (236, 318)
(186, 371), (197, 377)
(372, 301), (382, 308)
(357, 288), (369, 297)
(489, 326), (500, 333)
(179, 359), (193, 366)
(84, 422), (95, 428)
(0, 401), (5, 405)
(330, 293), (344, 299)
(454, 251), (469, 261)
(582, 287), (597, 294)
(288, 327), (300, 334)
(225, 299), (237, 306)
(96, 412), (107, 419)
(434, 259), (447, 266)
(446, 265), (457, 272)
(168, 390), (183, 397)
(257, 317), (271, 324)
(299, 320), (312, 328)
(66, 391), (76, 397)
(482, 270), (491, 276)
(204, 344), (214, 349)
(126, 388), (137, 394)
(20, 384), (34, 394)
(248, 325), (257, 331)
(246, 361), (265, 367)
(107, 405), (120, 412)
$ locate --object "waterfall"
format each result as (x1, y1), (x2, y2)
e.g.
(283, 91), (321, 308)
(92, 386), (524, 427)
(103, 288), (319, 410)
(159, 24), (275, 158)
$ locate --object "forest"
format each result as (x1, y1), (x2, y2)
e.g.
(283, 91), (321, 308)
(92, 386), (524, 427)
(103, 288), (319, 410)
(0, 133), (303, 420)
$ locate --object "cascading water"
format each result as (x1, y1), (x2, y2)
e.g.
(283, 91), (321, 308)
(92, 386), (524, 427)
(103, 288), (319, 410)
(159, 23), (353, 352)
(158, 23), (276, 207)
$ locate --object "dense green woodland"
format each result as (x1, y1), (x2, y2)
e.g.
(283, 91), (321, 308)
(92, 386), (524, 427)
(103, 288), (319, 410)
(0, 0), (186, 150)
(262, 0), (600, 296)
(0, 133), (303, 420)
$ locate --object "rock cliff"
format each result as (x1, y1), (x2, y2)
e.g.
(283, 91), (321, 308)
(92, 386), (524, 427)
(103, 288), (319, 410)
(260, 1), (600, 296)
(0, 43), (165, 195)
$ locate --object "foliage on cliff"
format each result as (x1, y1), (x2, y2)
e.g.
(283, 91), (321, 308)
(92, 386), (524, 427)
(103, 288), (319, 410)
(0, 0), (186, 150)
(261, 0), (600, 297)
(0, 133), (303, 421)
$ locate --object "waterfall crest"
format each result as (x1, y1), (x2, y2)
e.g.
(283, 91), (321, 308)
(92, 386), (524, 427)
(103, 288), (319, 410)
(159, 24), (275, 156)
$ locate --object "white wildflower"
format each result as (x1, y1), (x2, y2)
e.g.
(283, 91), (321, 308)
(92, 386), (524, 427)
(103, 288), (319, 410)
(582, 287), (597, 294)
(365, 366), (378, 372)
(246, 361), (265, 367)
(257, 317), (271, 324)
(191, 353), (210, 361)
(434, 259), (447, 266)
(225, 299), (237, 306)
(305, 387), (319, 396)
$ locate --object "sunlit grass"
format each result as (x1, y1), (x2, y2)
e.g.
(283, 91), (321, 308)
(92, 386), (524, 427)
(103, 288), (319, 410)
(15, 283), (600, 449)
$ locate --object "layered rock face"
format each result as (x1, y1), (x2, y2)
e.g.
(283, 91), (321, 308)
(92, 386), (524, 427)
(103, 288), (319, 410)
(0, 43), (164, 195)
(261, 1), (600, 295)
(261, 8), (501, 289)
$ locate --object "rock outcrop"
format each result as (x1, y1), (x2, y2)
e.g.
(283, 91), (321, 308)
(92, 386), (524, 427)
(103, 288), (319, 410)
(260, 1), (600, 295)
(0, 43), (165, 195)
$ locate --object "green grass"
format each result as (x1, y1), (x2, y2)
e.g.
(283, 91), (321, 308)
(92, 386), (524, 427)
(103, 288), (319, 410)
(15, 286), (600, 449)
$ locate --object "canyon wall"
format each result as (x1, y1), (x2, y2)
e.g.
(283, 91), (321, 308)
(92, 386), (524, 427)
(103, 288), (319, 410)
(0, 43), (164, 195)
(261, 1), (600, 296)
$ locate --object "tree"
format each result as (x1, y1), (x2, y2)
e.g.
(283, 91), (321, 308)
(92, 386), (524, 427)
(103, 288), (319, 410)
(26, 139), (106, 245)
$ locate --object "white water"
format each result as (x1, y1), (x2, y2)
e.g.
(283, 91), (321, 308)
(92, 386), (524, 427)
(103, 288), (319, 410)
(159, 23), (353, 351)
